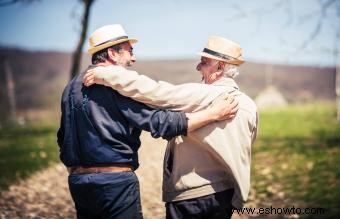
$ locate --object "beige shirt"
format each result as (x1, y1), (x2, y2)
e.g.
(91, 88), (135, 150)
(93, 66), (258, 208)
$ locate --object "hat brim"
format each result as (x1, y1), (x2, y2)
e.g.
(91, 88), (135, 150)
(88, 38), (138, 55)
(198, 52), (244, 65)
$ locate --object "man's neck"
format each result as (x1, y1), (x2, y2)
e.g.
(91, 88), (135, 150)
(93, 60), (127, 69)
(96, 60), (115, 67)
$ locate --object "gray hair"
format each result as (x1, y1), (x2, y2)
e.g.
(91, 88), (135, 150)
(223, 63), (239, 78)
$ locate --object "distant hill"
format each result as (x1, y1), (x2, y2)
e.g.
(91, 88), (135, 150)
(132, 60), (336, 103)
(0, 47), (336, 121)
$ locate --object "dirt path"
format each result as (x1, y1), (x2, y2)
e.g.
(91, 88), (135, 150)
(0, 133), (251, 219)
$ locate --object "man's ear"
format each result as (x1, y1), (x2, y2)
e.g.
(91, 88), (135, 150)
(217, 61), (225, 70)
(216, 62), (225, 76)
(108, 48), (119, 62)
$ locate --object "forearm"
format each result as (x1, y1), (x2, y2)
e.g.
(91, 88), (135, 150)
(115, 93), (188, 140)
(88, 66), (230, 112)
(185, 109), (217, 132)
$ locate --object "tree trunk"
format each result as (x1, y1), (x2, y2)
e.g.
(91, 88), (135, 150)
(3, 58), (17, 122)
(70, 0), (95, 80)
(336, 64), (340, 121)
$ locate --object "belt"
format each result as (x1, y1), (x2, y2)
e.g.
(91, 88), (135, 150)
(68, 164), (134, 174)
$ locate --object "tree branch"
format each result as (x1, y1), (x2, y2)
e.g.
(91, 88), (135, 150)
(299, 0), (338, 49)
(0, 0), (19, 7)
(70, 0), (95, 79)
(0, 0), (38, 7)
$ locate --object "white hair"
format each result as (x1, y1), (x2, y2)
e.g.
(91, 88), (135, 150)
(223, 63), (239, 78)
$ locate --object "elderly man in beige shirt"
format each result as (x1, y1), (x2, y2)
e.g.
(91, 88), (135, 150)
(84, 36), (258, 219)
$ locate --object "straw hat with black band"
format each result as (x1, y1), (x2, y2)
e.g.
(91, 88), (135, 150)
(88, 24), (138, 55)
(198, 36), (245, 65)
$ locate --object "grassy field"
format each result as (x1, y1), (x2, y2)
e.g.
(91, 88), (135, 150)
(251, 103), (340, 218)
(0, 122), (59, 190)
(0, 103), (339, 218)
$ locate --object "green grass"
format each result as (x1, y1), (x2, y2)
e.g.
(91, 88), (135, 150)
(0, 123), (59, 190)
(252, 103), (340, 218)
(0, 104), (339, 218)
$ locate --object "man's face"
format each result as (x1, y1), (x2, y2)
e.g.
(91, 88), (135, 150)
(196, 57), (220, 84)
(112, 42), (136, 67)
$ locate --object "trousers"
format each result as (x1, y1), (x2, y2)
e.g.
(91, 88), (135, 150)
(68, 171), (143, 219)
(166, 189), (234, 219)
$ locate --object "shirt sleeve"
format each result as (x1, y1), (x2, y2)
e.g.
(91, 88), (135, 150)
(93, 66), (232, 112)
(114, 93), (188, 140)
(57, 118), (64, 147)
(57, 89), (67, 148)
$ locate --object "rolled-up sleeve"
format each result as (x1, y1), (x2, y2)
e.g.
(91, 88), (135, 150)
(114, 93), (187, 140)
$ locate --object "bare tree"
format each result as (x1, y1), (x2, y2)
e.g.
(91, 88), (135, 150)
(337, 63), (340, 120)
(0, 0), (96, 80)
(0, 0), (38, 7)
(231, 0), (340, 119)
(70, 0), (95, 79)
(279, 0), (340, 120)
(0, 57), (17, 123)
(230, 0), (339, 48)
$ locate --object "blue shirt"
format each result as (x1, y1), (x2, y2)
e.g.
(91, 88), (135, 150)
(57, 67), (187, 169)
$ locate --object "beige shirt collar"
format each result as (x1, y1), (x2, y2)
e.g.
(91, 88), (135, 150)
(211, 77), (239, 90)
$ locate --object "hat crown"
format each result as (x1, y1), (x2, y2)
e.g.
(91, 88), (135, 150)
(205, 36), (243, 59)
(89, 24), (127, 47)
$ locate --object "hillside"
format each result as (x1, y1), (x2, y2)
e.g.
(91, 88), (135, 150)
(0, 48), (336, 121)
(133, 60), (336, 103)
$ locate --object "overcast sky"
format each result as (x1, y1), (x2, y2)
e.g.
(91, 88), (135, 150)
(0, 0), (339, 66)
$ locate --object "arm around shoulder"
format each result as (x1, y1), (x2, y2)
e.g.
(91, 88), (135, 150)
(84, 65), (231, 112)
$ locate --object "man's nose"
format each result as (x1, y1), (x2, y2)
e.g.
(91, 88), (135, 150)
(131, 55), (136, 63)
(196, 63), (201, 71)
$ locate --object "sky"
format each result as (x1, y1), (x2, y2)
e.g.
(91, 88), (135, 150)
(0, 0), (339, 67)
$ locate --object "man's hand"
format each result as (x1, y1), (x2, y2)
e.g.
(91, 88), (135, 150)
(83, 69), (97, 87)
(186, 95), (238, 132)
(208, 95), (239, 121)
(83, 65), (126, 87)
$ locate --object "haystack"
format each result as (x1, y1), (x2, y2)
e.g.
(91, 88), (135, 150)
(255, 86), (287, 110)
